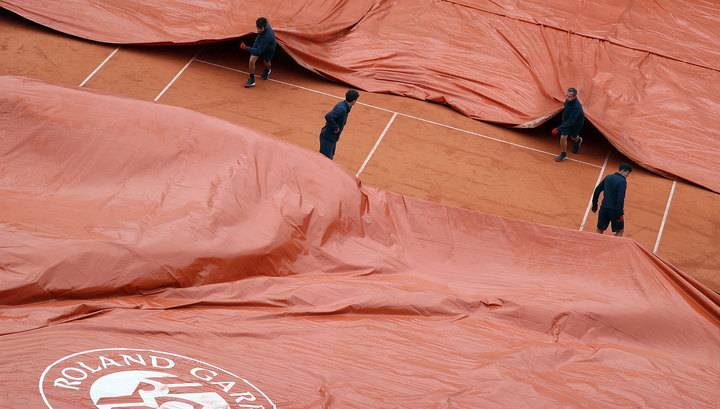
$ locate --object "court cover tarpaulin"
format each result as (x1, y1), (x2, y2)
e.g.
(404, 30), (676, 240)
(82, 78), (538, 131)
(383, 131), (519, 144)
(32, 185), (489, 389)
(1, 0), (720, 194)
(1, 76), (719, 408)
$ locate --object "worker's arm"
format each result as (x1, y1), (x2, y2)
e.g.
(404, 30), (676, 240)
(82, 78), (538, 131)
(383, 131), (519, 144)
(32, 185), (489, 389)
(591, 177), (605, 212)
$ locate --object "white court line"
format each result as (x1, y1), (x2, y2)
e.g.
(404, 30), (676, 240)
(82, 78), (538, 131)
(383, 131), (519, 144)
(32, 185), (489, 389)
(195, 59), (601, 169)
(579, 151), (610, 231)
(79, 47), (119, 87)
(396, 114), (599, 168)
(653, 181), (677, 254)
(154, 49), (202, 102)
(196, 59), (393, 112)
(356, 112), (398, 177)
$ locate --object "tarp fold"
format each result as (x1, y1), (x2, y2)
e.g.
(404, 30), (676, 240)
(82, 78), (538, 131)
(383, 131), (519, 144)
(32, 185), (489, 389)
(1, 76), (719, 408)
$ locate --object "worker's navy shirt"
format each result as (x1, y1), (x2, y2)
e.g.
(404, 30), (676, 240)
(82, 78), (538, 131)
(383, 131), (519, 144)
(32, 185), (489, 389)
(321, 101), (352, 142)
(247, 25), (277, 59)
(558, 98), (585, 136)
(592, 172), (627, 212)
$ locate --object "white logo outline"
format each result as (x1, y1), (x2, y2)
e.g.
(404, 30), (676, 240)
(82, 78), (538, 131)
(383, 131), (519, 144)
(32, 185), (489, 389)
(38, 347), (276, 409)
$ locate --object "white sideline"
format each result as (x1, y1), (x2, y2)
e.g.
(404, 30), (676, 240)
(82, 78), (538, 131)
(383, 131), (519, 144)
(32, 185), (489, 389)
(653, 181), (677, 254)
(79, 47), (119, 87)
(356, 112), (398, 177)
(579, 151), (610, 231)
(154, 49), (202, 102)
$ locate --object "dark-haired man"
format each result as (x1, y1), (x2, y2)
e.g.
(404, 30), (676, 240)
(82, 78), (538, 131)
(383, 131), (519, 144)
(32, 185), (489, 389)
(240, 17), (277, 88)
(319, 90), (360, 160)
(592, 163), (633, 236)
(554, 87), (585, 162)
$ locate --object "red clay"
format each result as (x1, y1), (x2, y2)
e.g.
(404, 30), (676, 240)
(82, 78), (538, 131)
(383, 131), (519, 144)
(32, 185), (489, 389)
(160, 60), (393, 173)
(660, 183), (720, 291)
(0, 9), (111, 86)
(84, 46), (198, 100)
(359, 114), (598, 228)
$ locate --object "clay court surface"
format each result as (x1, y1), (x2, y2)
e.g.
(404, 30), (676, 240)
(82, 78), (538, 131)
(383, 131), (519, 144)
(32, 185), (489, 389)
(1, 9), (718, 290)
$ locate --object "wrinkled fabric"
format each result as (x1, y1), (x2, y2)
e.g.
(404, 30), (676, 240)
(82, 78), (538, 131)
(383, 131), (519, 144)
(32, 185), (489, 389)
(1, 76), (719, 408)
(2, 0), (720, 193)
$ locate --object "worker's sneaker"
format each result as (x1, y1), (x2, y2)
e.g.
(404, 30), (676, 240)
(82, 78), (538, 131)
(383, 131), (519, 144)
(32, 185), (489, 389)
(572, 136), (583, 154)
(554, 152), (567, 162)
(244, 74), (256, 88)
(261, 68), (271, 80)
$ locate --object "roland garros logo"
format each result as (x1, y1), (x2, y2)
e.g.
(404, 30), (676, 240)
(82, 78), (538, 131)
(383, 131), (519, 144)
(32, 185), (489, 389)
(39, 348), (276, 409)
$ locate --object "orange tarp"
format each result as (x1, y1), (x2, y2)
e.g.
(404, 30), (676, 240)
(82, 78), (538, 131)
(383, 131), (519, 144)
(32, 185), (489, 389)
(2, 0), (720, 193)
(1, 76), (719, 407)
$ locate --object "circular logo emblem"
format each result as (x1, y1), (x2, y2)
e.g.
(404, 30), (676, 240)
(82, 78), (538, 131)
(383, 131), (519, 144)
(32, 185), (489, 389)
(39, 348), (275, 409)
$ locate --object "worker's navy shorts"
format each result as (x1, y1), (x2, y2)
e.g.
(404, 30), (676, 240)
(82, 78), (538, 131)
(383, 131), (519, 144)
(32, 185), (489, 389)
(319, 136), (336, 160)
(598, 207), (624, 232)
(261, 45), (276, 62)
(251, 47), (275, 62)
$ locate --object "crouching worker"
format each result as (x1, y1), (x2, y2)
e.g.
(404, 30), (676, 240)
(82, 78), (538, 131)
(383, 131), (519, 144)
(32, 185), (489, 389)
(239, 17), (276, 88)
(554, 87), (585, 161)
